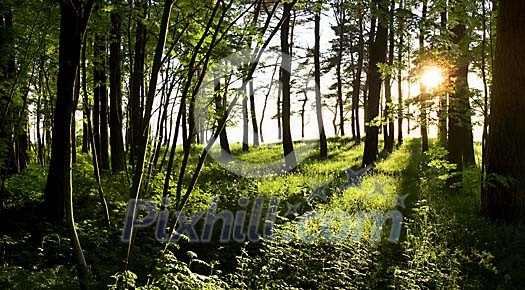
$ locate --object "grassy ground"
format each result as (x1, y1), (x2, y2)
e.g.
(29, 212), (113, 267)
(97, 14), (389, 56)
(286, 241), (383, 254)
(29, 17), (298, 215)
(0, 137), (524, 289)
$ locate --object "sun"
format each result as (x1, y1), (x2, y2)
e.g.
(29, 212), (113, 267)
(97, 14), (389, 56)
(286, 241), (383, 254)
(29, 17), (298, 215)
(420, 65), (444, 91)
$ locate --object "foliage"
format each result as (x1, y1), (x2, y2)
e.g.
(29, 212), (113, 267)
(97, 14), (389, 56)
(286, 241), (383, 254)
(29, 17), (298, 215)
(2, 138), (525, 288)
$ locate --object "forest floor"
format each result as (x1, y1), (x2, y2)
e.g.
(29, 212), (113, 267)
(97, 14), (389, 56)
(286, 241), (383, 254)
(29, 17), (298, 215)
(1, 137), (524, 289)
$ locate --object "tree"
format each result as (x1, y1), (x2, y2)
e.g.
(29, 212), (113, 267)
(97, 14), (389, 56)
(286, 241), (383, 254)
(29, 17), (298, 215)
(448, 1), (475, 167)
(396, 0), (405, 145)
(383, 0), (395, 153)
(214, 77), (230, 156)
(93, 6), (110, 170)
(281, 1), (297, 171)
(363, 0), (388, 166)
(108, 1), (126, 172)
(44, 0), (91, 221)
(351, 2), (365, 145)
(242, 91), (249, 151)
(333, 0), (346, 136)
(481, 0), (525, 224)
(0, 7), (29, 177)
(419, 0), (429, 153)
(313, 2), (328, 158)
(44, 0), (93, 288)
(437, 0), (448, 146)
(249, 80), (260, 147)
(128, 0), (146, 165)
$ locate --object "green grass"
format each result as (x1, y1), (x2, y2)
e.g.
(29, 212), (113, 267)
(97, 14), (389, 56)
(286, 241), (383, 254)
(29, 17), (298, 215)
(1, 137), (524, 289)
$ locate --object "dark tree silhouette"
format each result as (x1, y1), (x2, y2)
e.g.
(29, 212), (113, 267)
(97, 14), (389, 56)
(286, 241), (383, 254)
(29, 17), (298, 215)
(363, 0), (388, 166)
(281, 2), (297, 171)
(448, 17), (475, 167)
(481, 0), (525, 224)
(109, 4), (126, 172)
(314, 6), (328, 158)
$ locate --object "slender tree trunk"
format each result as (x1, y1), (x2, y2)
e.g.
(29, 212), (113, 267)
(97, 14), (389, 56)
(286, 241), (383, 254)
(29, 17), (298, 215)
(277, 73), (282, 140)
(44, 0), (92, 288)
(93, 66), (101, 165)
(438, 5), (448, 146)
(82, 48), (111, 228)
(363, 15), (377, 136)
(336, 4), (345, 136)
(81, 40), (90, 155)
(383, 0), (395, 152)
(82, 113), (90, 154)
(109, 7), (126, 172)
(242, 95), (249, 151)
(0, 10), (15, 175)
(397, 0), (404, 145)
(129, 0), (175, 199)
(152, 69), (174, 168)
(214, 77), (231, 156)
(249, 79), (259, 146)
(481, 0), (489, 176)
(314, 11), (328, 157)
(353, 12), (364, 145)
(37, 82), (45, 164)
(419, 0), (429, 153)
(93, 23), (110, 170)
(481, 0), (525, 224)
(300, 81), (308, 139)
(259, 59), (279, 144)
(125, 0), (175, 272)
(350, 50), (357, 139)
(129, 0), (146, 165)
(280, 2), (297, 171)
(72, 73), (80, 164)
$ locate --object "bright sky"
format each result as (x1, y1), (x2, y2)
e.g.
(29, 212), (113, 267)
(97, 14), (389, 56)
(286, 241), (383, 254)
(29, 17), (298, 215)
(203, 10), (486, 147)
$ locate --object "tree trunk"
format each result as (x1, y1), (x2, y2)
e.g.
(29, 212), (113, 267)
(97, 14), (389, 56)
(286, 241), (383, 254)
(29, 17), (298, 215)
(481, 0), (489, 176)
(481, 0), (525, 224)
(214, 77), (230, 156)
(242, 95), (249, 151)
(129, 0), (146, 165)
(82, 113), (90, 153)
(129, 0), (174, 199)
(448, 22), (475, 167)
(249, 80), (259, 146)
(363, 0), (388, 166)
(383, 0), (395, 152)
(353, 11), (365, 145)
(336, 4), (345, 137)
(280, 2), (297, 171)
(44, 0), (91, 288)
(260, 59), (279, 144)
(314, 11), (328, 158)
(125, 0), (175, 271)
(277, 73), (282, 140)
(94, 24), (110, 170)
(72, 72), (80, 164)
(0, 9), (29, 176)
(437, 5), (448, 146)
(45, 0), (82, 221)
(397, 7), (404, 145)
(109, 7), (126, 172)
(419, 0), (429, 153)
(81, 40), (90, 155)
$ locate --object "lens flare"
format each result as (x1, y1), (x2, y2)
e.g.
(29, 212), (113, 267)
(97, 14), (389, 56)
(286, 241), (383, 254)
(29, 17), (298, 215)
(420, 66), (444, 91)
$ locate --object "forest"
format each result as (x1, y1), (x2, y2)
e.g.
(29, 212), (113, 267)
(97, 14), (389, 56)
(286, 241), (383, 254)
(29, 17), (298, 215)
(0, 0), (524, 289)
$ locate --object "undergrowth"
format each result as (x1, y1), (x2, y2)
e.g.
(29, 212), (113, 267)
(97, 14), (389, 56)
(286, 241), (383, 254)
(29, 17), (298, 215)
(1, 138), (524, 289)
